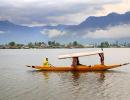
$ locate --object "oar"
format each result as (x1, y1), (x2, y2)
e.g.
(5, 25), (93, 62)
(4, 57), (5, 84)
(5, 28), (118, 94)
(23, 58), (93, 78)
(26, 65), (35, 68)
(26, 65), (31, 67)
(120, 63), (130, 66)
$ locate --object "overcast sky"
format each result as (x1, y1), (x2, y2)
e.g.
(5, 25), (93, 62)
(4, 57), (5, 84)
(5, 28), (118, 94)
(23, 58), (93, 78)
(0, 0), (130, 26)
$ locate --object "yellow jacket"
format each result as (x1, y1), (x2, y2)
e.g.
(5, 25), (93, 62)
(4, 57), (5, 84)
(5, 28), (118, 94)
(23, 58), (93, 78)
(43, 59), (49, 67)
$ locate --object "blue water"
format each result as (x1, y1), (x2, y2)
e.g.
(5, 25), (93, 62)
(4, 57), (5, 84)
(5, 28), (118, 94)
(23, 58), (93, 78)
(0, 48), (130, 100)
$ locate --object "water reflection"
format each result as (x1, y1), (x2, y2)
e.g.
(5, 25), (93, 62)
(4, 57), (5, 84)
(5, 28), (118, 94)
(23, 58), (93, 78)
(28, 70), (126, 81)
(39, 70), (128, 85)
(1, 48), (130, 100)
(94, 71), (105, 83)
(42, 71), (49, 80)
(28, 69), (127, 81)
(71, 71), (81, 87)
(39, 71), (107, 86)
(21, 68), (130, 100)
(99, 72), (105, 79)
(71, 71), (80, 80)
(39, 71), (108, 100)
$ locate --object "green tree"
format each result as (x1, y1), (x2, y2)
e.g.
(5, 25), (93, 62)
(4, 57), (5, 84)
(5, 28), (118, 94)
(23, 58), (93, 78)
(116, 41), (119, 47)
(28, 42), (33, 48)
(73, 41), (78, 46)
(55, 42), (60, 46)
(48, 41), (52, 46)
(51, 41), (56, 46)
(100, 41), (110, 48)
(9, 41), (15, 46)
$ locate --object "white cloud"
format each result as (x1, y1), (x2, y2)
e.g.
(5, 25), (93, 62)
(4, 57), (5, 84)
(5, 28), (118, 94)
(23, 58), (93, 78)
(102, 0), (130, 16)
(41, 29), (66, 38)
(0, 0), (129, 26)
(0, 31), (5, 34)
(84, 24), (130, 39)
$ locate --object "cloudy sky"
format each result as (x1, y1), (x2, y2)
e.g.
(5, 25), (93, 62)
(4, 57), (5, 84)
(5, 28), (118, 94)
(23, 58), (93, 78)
(0, 0), (130, 26)
(84, 24), (130, 39)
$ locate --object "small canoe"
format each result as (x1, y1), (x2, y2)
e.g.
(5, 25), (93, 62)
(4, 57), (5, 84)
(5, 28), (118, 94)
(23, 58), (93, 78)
(26, 63), (129, 71)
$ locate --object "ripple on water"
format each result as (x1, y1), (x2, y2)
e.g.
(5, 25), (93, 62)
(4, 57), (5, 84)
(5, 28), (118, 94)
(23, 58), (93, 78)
(1, 49), (130, 100)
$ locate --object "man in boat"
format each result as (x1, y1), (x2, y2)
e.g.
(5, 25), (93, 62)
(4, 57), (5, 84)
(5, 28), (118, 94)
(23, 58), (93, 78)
(43, 58), (53, 67)
(71, 57), (81, 67)
(99, 53), (104, 65)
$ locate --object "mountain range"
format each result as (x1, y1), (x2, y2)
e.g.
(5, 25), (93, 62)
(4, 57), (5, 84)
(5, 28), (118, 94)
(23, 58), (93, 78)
(0, 11), (130, 44)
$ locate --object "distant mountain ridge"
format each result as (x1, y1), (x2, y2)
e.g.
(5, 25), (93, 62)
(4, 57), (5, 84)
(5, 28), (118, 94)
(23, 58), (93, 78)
(71, 11), (130, 30)
(0, 11), (130, 43)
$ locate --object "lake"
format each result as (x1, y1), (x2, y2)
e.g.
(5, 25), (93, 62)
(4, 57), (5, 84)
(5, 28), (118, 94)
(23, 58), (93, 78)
(0, 48), (130, 100)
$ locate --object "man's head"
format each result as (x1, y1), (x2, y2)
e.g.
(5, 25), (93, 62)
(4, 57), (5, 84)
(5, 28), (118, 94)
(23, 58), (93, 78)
(46, 58), (48, 61)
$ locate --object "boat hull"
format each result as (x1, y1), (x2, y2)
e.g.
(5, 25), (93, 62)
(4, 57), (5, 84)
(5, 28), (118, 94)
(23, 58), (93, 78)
(27, 63), (128, 71)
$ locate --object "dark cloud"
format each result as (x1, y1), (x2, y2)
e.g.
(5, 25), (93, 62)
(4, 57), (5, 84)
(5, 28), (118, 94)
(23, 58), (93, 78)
(0, 0), (126, 26)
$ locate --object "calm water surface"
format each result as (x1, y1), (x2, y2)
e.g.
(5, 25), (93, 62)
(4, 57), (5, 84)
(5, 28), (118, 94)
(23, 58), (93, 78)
(0, 48), (130, 100)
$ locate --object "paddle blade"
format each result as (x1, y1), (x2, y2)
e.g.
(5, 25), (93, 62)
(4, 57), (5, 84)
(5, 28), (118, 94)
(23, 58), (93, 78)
(26, 65), (31, 67)
(121, 63), (130, 66)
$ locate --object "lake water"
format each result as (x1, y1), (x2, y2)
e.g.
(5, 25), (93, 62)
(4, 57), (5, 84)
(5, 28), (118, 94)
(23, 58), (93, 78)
(0, 48), (130, 100)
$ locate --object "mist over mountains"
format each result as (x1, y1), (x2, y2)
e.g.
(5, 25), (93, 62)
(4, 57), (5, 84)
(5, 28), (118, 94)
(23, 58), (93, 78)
(0, 11), (130, 44)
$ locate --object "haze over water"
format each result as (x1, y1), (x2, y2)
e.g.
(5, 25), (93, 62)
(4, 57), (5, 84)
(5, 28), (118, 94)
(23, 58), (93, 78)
(0, 48), (130, 100)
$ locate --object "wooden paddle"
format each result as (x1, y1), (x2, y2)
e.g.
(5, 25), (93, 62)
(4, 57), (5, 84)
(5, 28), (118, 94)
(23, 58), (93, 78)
(26, 65), (35, 68)
(121, 63), (129, 66)
(26, 65), (31, 67)
(26, 65), (55, 68)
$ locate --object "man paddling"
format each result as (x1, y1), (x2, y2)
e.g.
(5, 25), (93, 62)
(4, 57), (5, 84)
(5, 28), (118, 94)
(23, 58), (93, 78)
(43, 58), (53, 67)
(99, 53), (104, 65)
(71, 57), (81, 67)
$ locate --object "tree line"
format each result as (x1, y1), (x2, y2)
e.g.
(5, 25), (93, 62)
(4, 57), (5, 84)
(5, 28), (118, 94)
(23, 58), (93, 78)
(0, 41), (130, 49)
(0, 41), (84, 49)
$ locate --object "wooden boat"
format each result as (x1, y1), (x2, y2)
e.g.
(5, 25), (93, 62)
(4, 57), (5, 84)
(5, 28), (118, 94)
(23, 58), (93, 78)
(27, 63), (129, 71)
(27, 50), (129, 71)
